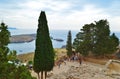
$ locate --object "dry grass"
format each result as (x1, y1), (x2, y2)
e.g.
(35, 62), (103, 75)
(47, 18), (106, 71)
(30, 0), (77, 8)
(17, 52), (34, 62)
(54, 48), (67, 58)
(18, 48), (116, 66)
(85, 57), (120, 74)
(108, 62), (120, 72)
(17, 48), (67, 63)
(84, 57), (108, 65)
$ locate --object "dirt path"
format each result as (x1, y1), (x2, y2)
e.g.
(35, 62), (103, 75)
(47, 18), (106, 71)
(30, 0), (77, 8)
(31, 61), (118, 79)
(31, 61), (75, 78)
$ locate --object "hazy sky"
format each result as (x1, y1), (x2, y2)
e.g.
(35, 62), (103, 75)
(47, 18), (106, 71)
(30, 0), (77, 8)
(0, 0), (120, 32)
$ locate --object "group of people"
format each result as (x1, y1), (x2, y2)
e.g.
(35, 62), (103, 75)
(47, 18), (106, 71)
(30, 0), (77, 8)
(55, 51), (83, 68)
(69, 51), (82, 65)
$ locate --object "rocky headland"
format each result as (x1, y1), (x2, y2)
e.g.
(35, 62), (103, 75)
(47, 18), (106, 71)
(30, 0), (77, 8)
(10, 34), (36, 43)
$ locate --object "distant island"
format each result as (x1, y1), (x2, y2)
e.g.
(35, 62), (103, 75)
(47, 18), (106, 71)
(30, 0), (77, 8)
(10, 34), (64, 43)
(10, 34), (36, 43)
(8, 27), (17, 30)
(53, 38), (64, 42)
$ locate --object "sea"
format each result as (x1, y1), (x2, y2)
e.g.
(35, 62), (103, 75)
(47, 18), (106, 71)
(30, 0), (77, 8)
(8, 29), (79, 54)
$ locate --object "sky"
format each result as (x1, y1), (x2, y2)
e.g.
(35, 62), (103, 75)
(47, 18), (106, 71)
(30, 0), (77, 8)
(0, 0), (120, 32)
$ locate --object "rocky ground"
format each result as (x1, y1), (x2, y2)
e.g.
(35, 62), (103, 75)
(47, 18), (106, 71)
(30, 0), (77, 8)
(31, 61), (120, 79)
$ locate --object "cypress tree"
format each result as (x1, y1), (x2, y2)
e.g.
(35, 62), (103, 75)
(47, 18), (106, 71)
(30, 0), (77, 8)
(66, 30), (72, 57)
(33, 11), (54, 79)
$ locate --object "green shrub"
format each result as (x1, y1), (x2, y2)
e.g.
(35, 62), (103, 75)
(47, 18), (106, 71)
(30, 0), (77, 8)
(0, 62), (36, 79)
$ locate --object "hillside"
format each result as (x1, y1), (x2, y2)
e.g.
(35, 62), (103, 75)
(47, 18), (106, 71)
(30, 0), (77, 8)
(17, 49), (120, 79)
(17, 52), (34, 62)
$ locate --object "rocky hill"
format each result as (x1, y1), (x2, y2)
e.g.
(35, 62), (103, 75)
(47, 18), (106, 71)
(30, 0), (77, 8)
(10, 34), (36, 43)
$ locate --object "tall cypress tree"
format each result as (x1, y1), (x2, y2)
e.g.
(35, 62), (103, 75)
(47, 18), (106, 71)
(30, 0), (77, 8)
(66, 30), (72, 57)
(33, 11), (54, 79)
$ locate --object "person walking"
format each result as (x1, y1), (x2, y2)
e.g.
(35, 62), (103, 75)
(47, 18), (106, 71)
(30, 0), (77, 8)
(77, 53), (82, 65)
(78, 56), (82, 65)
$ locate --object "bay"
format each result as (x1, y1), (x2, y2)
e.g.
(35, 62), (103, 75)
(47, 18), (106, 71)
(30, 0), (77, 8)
(8, 29), (79, 54)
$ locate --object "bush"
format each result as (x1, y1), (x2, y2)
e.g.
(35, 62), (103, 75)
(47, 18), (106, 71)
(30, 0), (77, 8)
(0, 62), (36, 79)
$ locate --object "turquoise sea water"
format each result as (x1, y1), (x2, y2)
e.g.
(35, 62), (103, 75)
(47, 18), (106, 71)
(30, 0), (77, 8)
(8, 29), (79, 54)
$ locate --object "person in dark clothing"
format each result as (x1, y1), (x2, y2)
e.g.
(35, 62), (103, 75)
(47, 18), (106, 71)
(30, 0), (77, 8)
(78, 57), (82, 65)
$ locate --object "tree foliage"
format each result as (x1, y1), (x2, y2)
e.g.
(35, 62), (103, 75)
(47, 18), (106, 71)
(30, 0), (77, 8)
(33, 11), (54, 79)
(93, 20), (111, 56)
(0, 22), (10, 47)
(66, 30), (72, 57)
(0, 22), (35, 79)
(108, 33), (119, 53)
(73, 19), (119, 56)
(7, 50), (17, 62)
(0, 63), (36, 79)
(0, 22), (10, 62)
(73, 23), (95, 56)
